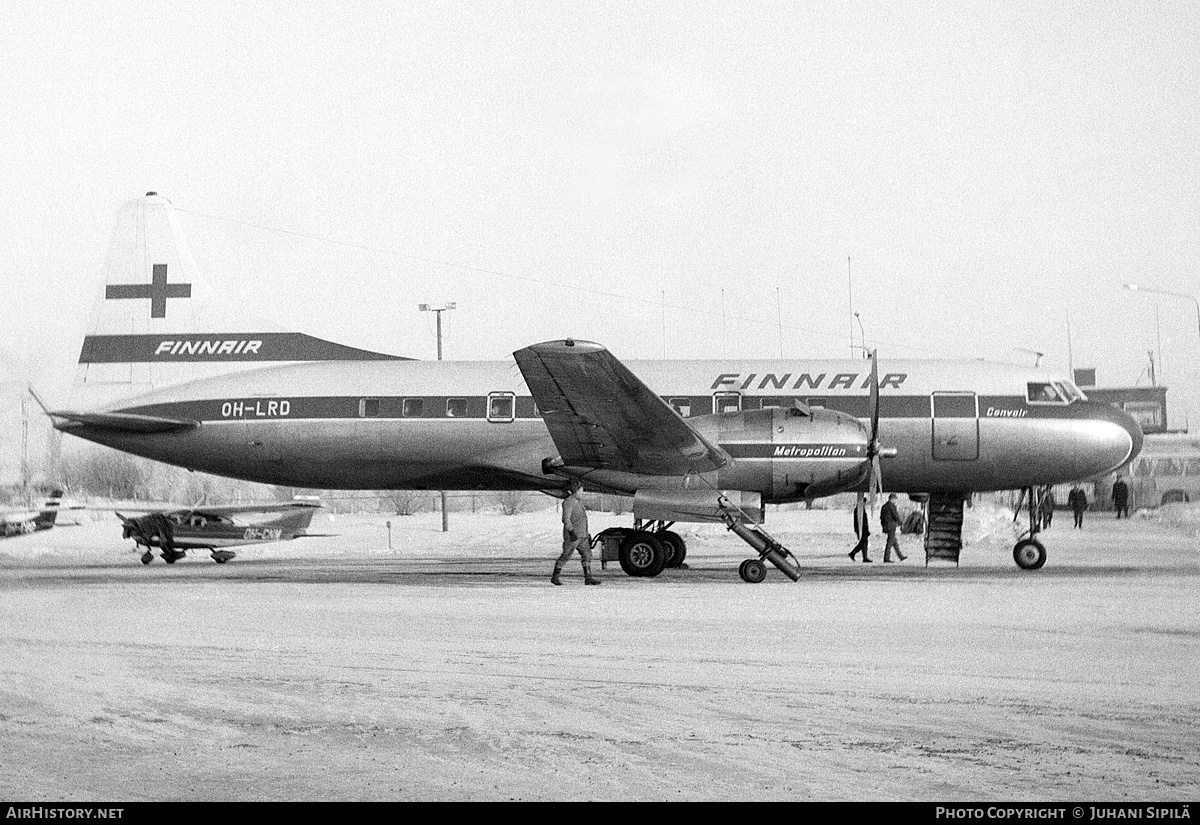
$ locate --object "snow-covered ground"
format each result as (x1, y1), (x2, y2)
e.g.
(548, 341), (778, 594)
(0, 502), (1196, 801)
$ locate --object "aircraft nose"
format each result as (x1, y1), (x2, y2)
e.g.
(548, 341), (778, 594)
(1075, 401), (1143, 476)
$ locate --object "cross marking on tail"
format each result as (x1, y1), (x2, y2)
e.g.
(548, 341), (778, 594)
(105, 263), (192, 318)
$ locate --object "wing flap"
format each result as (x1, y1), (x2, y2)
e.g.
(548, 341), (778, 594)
(514, 340), (729, 475)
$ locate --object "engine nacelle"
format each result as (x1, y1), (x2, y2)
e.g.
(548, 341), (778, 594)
(557, 406), (870, 512)
(695, 406), (870, 503)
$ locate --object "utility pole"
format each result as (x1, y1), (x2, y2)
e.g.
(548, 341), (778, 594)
(419, 302), (456, 532)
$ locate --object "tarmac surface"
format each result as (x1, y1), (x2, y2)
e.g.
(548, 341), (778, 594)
(0, 506), (1197, 801)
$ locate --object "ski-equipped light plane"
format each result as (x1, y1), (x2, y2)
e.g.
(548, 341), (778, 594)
(46, 194), (1142, 581)
(113, 500), (322, 565)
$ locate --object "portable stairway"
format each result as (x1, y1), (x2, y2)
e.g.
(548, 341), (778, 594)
(924, 493), (965, 565)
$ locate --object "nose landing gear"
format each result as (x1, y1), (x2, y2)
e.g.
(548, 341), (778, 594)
(1012, 486), (1049, 570)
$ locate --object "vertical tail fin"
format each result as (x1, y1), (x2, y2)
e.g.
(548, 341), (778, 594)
(70, 193), (406, 411)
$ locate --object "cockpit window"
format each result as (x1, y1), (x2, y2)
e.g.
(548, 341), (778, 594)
(1027, 382), (1067, 404)
(1055, 381), (1086, 403)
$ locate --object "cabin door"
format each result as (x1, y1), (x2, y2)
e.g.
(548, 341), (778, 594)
(931, 392), (979, 461)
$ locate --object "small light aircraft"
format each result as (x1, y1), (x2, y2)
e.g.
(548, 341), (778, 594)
(115, 500), (322, 564)
(46, 194), (1143, 581)
(0, 489), (63, 538)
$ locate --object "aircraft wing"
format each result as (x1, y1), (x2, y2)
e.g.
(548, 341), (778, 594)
(513, 339), (730, 475)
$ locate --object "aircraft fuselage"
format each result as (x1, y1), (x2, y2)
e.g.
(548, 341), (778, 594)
(58, 357), (1143, 499)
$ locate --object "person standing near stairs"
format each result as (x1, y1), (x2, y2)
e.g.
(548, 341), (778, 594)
(1068, 484), (1089, 529)
(881, 494), (907, 562)
(849, 495), (873, 563)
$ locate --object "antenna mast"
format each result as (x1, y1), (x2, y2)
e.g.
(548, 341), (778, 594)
(847, 256), (854, 358)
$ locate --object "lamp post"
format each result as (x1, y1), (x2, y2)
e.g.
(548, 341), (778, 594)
(418, 302), (456, 360)
(419, 302), (456, 531)
(1124, 284), (1200, 430)
(1123, 284), (1200, 344)
(853, 312), (866, 358)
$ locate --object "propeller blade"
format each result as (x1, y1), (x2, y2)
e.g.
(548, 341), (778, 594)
(868, 348), (880, 446)
(869, 454), (883, 511)
(866, 349), (882, 510)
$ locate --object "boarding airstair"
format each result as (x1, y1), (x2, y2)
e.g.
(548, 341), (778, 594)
(924, 493), (965, 565)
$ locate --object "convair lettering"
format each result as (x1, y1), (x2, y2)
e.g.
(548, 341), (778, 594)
(154, 340), (263, 356)
(986, 407), (1028, 418)
(220, 400), (292, 418)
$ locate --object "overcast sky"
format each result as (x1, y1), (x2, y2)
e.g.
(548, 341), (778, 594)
(2, 1), (1198, 428)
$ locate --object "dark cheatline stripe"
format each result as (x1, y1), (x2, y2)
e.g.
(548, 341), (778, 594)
(79, 333), (408, 363)
(115, 393), (1086, 424)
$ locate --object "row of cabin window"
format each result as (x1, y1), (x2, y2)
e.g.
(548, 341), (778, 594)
(357, 393), (985, 420)
(358, 396), (515, 419)
(673, 393), (980, 418)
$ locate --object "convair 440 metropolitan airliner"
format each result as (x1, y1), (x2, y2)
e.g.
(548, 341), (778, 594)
(49, 194), (1142, 582)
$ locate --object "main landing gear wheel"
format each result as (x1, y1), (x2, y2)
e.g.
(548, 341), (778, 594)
(140, 551), (153, 565)
(1013, 538), (1047, 570)
(657, 530), (687, 569)
(618, 531), (668, 578)
(738, 558), (767, 583)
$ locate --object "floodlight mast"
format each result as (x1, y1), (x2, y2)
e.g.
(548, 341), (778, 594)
(419, 302), (456, 361)
(1124, 283), (1200, 349)
(418, 302), (456, 532)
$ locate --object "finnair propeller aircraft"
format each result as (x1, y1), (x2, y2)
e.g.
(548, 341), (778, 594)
(47, 194), (1142, 582)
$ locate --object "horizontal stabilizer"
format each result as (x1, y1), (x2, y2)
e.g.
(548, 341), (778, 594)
(48, 410), (198, 434)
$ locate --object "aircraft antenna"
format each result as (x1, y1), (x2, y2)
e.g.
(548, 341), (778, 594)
(776, 287), (784, 358)
(1066, 309), (1074, 374)
(847, 257), (855, 358)
(721, 289), (727, 359)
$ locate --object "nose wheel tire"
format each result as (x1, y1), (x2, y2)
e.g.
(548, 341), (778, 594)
(140, 551), (153, 565)
(1013, 538), (1047, 570)
(738, 558), (767, 583)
